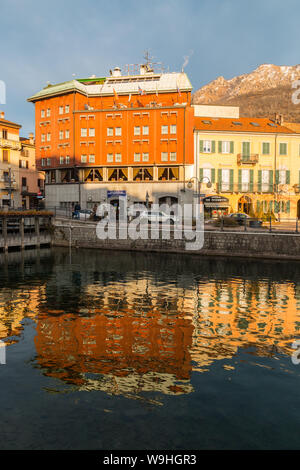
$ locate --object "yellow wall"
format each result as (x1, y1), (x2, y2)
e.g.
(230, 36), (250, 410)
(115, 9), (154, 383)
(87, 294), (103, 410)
(195, 131), (300, 218)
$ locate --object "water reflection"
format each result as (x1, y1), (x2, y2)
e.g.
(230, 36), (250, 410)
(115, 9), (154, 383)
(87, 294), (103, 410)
(0, 248), (300, 401)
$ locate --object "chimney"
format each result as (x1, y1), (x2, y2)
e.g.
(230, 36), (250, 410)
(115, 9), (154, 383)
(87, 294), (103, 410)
(112, 67), (121, 77)
(0, 111), (4, 119)
(279, 114), (284, 126)
(29, 132), (34, 144)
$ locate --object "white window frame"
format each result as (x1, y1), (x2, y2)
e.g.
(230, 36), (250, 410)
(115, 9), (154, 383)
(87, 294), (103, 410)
(107, 153), (114, 163)
(107, 127), (114, 137)
(134, 126), (141, 136)
(170, 125), (177, 135)
(115, 153), (122, 162)
(222, 141), (230, 154)
(89, 128), (95, 137)
(115, 127), (122, 136)
(203, 140), (212, 153)
(134, 153), (141, 162)
(161, 125), (168, 135)
(81, 155), (87, 163)
(142, 126), (149, 136)
(161, 152), (168, 162)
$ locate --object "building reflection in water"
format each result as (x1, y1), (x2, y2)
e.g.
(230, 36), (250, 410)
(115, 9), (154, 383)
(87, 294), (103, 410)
(0, 249), (300, 401)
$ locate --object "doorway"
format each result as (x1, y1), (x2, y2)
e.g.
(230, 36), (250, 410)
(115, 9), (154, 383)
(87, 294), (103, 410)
(238, 196), (252, 215)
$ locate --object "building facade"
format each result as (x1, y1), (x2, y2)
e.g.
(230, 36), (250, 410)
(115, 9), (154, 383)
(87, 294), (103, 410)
(28, 64), (195, 211)
(194, 116), (300, 219)
(0, 112), (44, 209)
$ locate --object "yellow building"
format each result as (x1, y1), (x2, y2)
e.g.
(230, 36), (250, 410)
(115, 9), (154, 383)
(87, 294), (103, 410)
(194, 115), (300, 219)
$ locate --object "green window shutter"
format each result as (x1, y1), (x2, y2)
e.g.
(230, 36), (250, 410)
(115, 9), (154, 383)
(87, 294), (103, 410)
(286, 170), (290, 184)
(256, 200), (260, 212)
(250, 169), (254, 192)
(274, 201), (279, 213)
(262, 143), (267, 155)
(211, 141), (215, 153)
(279, 143), (287, 155)
(238, 169), (242, 192)
(218, 169), (222, 191)
(242, 142), (250, 157)
(269, 201), (273, 212)
(211, 168), (215, 183)
(230, 169), (234, 192)
(230, 141), (234, 154)
(281, 201), (285, 212)
(199, 168), (204, 180)
(258, 170), (262, 192)
(262, 142), (270, 155)
(199, 140), (203, 153)
(218, 141), (222, 153)
(275, 170), (280, 184)
(286, 201), (290, 213)
(269, 170), (274, 192)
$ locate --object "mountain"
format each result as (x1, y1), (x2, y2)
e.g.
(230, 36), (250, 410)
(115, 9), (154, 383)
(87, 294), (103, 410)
(192, 64), (300, 122)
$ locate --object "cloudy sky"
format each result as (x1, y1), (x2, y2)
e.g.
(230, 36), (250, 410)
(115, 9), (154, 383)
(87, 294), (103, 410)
(1, 0), (300, 135)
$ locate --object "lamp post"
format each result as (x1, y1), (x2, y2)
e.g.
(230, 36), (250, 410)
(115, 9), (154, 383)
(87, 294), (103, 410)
(187, 176), (212, 218)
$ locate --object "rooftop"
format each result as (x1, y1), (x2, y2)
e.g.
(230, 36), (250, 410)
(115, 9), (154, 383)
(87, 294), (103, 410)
(27, 69), (192, 102)
(194, 117), (295, 134)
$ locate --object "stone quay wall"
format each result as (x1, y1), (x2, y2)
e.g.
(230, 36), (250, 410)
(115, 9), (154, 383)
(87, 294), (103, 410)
(53, 222), (300, 261)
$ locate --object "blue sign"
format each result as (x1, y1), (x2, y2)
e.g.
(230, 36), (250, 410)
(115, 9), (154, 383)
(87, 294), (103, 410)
(107, 190), (126, 198)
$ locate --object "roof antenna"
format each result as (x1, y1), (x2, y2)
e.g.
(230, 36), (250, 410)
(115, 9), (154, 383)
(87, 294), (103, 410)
(182, 50), (194, 72)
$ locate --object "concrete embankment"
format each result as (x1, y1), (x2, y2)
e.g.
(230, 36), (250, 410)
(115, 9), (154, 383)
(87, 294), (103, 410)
(53, 220), (300, 261)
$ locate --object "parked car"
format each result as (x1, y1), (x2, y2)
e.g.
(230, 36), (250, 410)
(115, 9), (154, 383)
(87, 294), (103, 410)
(228, 213), (262, 227)
(139, 210), (179, 225)
(74, 209), (93, 220)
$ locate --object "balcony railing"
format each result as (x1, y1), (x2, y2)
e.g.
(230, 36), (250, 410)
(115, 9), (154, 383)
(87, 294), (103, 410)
(0, 138), (21, 150)
(216, 183), (275, 193)
(237, 154), (259, 164)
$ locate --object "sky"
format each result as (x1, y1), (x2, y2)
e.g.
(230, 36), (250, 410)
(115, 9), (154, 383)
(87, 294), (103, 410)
(1, 0), (300, 135)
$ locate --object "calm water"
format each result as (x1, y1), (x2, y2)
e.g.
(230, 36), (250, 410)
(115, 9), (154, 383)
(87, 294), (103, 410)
(0, 247), (300, 450)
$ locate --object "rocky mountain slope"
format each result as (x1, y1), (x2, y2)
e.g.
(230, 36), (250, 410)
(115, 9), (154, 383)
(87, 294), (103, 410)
(192, 64), (300, 122)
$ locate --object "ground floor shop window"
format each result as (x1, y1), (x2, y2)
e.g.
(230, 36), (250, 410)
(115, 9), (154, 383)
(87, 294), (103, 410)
(108, 168), (128, 181)
(158, 167), (179, 181)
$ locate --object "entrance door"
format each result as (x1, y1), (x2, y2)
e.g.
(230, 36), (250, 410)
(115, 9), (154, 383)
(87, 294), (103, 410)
(297, 200), (300, 219)
(238, 196), (252, 214)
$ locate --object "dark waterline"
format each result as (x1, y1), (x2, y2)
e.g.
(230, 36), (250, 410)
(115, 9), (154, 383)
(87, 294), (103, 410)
(0, 247), (300, 450)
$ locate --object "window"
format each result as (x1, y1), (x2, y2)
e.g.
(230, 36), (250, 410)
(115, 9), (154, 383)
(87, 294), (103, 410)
(143, 126), (149, 136)
(158, 167), (179, 181)
(115, 153), (122, 162)
(2, 130), (7, 139)
(89, 128), (95, 137)
(89, 155), (95, 163)
(142, 153), (149, 162)
(107, 127), (114, 136)
(65, 130), (70, 139)
(22, 177), (27, 188)
(41, 109), (45, 118)
(59, 106), (64, 115)
(65, 156), (70, 164)
(41, 158), (46, 166)
(134, 153), (141, 162)
(59, 130), (64, 140)
(222, 141), (230, 154)
(161, 125), (168, 135)
(19, 160), (27, 168)
(47, 133), (51, 142)
(60, 156), (64, 164)
(241, 169), (250, 192)
(81, 155), (87, 163)
(108, 168), (128, 181)
(279, 143), (287, 155)
(161, 152), (168, 161)
(107, 153), (113, 163)
(203, 168), (212, 182)
(203, 140), (212, 153)
(262, 142), (270, 155)
(170, 152), (177, 161)
(41, 134), (45, 142)
(134, 126), (141, 136)
(115, 127), (122, 136)
(46, 108), (51, 117)
(221, 169), (230, 191)
(2, 150), (8, 162)
(81, 128), (87, 137)
(261, 170), (271, 192)
(65, 105), (69, 113)
(133, 167), (153, 181)
(170, 125), (177, 135)
(47, 158), (51, 166)
(242, 142), (250, 157)
(278, 170), (287, 184)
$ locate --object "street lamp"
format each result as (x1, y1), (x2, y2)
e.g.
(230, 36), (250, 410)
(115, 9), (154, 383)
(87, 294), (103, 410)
(187, 176), (212, 217)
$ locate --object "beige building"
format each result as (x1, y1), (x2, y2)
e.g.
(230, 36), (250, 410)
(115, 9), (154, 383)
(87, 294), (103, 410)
(0, 112), (44, 209)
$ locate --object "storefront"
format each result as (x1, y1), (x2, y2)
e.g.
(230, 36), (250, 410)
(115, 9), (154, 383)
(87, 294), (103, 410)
(203, 196), (230, 218)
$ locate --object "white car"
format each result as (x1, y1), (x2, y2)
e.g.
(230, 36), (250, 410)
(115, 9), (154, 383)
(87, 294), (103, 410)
(139, 210), (179, 225)
(77, 209), (93, 220)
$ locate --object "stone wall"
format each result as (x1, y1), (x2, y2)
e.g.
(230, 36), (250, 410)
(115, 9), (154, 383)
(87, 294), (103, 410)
(53, 222), (300, 260)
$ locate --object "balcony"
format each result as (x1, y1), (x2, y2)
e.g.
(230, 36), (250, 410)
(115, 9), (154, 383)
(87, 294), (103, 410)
(237, 154), (259, 164)
(0, 138), (21, 150)
(216, 183), (274, 194)
(0, 177), (18, 190)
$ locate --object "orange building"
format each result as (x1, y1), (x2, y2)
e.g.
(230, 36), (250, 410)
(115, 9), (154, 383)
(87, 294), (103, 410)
(28, 63), (195, 210)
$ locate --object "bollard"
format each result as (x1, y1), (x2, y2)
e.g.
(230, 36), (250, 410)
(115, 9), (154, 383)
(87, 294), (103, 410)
(244, 217), (247, 232)
(269, 217), (272, 233)
(297, 218), (299, 234)
(221, 217), (224, 231)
